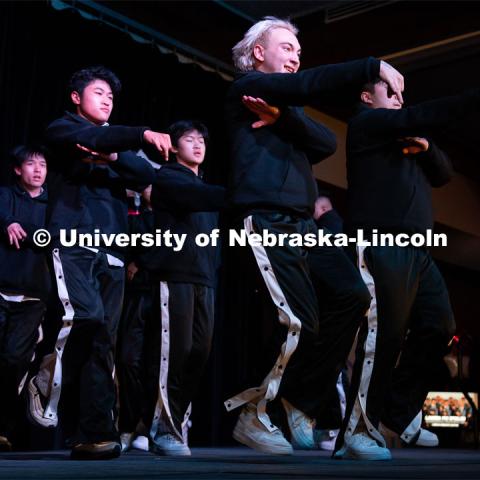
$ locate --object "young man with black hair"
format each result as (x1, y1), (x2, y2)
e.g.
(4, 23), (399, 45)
(334, 77), (466, 460)
(0, 145), (50, 451)
(224, 16), (403, 455)
(26, 65), (170, 460)
(144, 120), (225, 456)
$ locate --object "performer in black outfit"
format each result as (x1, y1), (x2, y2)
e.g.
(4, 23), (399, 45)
(117, 185), (155, 453)
(224, 16), (404, 455)
(0, 146), (50, 451)
(335, 77), (464, 460)
(26, 66), (170, 460)
(146, 121), (225, 456)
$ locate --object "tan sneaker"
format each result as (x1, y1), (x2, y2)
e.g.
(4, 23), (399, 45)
(70, 441), (121, 460)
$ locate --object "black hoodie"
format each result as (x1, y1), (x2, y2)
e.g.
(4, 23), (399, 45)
(144, 163), (225, 287)
(44, 111), (156, 256)
(225, 58), (381, 218)
(0, 184), (51, 300)
(346, 102), (458, 235)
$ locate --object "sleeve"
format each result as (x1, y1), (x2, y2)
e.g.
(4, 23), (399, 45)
(357, 89), (480, 139)
(273, 107), (337, 164)
(418, 141), (454, 188)
(110, 151), (157, 191)
(45, 119), (148, 153)
(152, 170), (226, 212)
(235, 57), (380, 106)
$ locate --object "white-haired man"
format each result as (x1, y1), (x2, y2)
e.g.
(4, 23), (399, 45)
(223, 17), (404, 456)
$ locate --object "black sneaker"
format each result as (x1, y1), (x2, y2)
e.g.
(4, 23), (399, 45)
(70, 441), (121, 460)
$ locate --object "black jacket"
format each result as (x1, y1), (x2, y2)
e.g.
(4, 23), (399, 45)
(44, 112), (156, 255)
(143, 163), (225, 287)
(0, 185), (51, 300)
(346, 103), (456, 234)
(225, 58), (381, 217)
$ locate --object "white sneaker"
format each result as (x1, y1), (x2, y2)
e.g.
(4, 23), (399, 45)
(314, 429), (339, 451)
(281, 398), (315, 450)
(334, 432), (392, 461)
(151, 433), (191, 456)
(120, 432), (134, 452)
(232, 403), (293, 455)
(131, 435), (149, 451)
(26, 377), (57, 428)
(414, 428), (439, 447)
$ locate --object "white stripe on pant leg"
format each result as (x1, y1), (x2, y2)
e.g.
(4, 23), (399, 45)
(150, 282), (182, 441)
(343, 245), (385, 446)
(43, 249), (75, 424)
(400, 410), (422, 443)
(224, 216), (302, 432)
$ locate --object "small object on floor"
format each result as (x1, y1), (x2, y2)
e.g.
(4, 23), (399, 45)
(232, 402), (293, 455)
(281, 397), (315, 450)
(0, 435), (12, 452)
(334, 432), (392, 461)
(150, 433), (191, 456)
(26, 377), (57, 428)
(70, 441), (121, 460)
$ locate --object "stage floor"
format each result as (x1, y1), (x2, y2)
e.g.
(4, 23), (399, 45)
(1, 447), (479, 479)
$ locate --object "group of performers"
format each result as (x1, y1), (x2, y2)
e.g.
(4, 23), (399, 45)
(1, 15), (476, 461)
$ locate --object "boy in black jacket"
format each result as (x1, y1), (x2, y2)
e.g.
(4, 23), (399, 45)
(26, 66), (169, 460)
(224, 16), (403, 455)
(144, 120), (224, 456)
(334, 77), (460, 460)
(0, 145), (50, 451)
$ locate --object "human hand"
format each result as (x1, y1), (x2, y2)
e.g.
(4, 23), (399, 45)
(143, 130), (172, 161)
(242, 95), (281, 128)
(7, 222), (27, 249)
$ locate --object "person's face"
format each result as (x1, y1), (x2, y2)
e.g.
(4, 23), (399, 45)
(15, 154), (47, 193)
(174, 130), (206, 172)
(361, 80), (402, 110)
(313, 196), (333, 220)
(71, 79), (113, 125)
(254, 27), (301, 74)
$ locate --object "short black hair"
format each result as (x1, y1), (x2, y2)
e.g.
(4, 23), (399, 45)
(9, 145), (48, 170)
(168, 120), (209, 148)
(68, 65), (122, 96)
(361, 76), (383, 95)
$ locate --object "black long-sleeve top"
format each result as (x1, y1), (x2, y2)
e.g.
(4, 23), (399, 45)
(225, 57), (381, 218)
(44, 112), (156, 255)
(346, 101), (459, 235)
(0, 185), (51, 300)
(143, 163), (225, 287)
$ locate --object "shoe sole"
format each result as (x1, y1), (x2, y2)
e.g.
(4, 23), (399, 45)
(336, 447), (391, 461)
(150, 444), (191, 456)
(70, 445), (121, 460)
(232, 425), (293, 455)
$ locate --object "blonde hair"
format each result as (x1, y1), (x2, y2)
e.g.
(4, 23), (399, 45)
(232, 16), (298, 72)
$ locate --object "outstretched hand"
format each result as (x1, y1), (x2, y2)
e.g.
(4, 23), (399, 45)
(143, 131), (172, 161)
(401, 137), (429, 155)
(242, 95), (281, 128)
(76, 144), (118, 163)
(379, 60), (404, 105)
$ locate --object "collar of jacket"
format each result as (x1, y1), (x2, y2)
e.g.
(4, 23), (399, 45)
(13, 183), (48, 201)
(161, 162), (204, 179)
